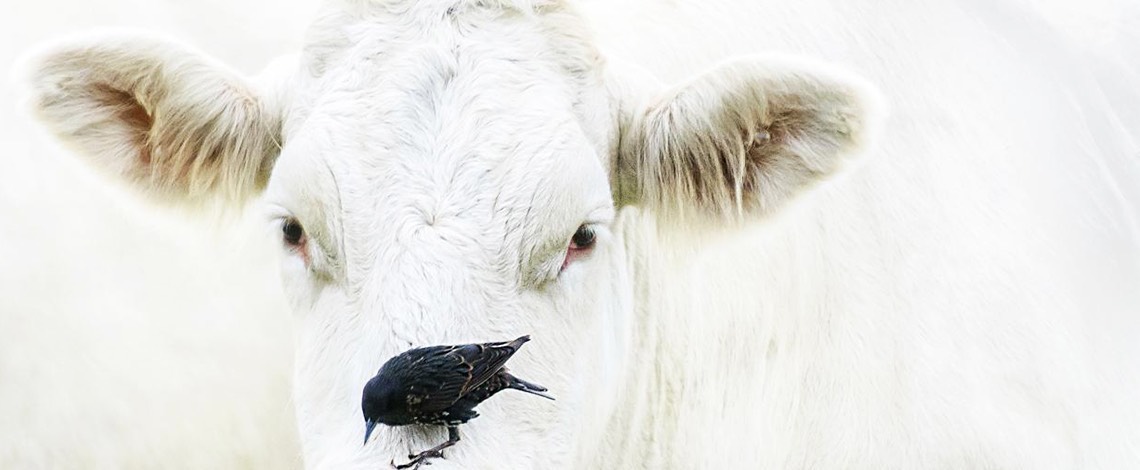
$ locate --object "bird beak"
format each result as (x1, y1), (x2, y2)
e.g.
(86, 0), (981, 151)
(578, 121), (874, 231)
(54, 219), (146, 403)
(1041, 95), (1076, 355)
(363, 419), (377, 446)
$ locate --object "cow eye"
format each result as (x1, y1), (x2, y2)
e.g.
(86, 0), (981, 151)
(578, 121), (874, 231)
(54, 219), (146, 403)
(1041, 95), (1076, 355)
(282, 217), (306, 246)
(570, 225), (595, 250)
(561, 224), (601, 273)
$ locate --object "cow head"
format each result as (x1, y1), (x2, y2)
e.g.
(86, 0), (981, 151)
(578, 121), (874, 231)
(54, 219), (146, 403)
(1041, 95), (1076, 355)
(24, 0), (880, 467)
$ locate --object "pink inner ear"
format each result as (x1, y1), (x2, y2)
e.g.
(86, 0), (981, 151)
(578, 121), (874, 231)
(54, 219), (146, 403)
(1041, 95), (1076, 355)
(92, 83), (154, 165)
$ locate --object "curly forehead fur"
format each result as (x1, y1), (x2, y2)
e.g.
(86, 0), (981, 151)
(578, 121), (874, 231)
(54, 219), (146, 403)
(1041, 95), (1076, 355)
(298, 0), (600, 87)
(279, 0), (614, 276)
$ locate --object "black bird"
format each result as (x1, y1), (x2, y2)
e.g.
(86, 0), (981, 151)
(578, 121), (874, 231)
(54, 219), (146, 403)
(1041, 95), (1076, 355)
(362, 335), (554, 469)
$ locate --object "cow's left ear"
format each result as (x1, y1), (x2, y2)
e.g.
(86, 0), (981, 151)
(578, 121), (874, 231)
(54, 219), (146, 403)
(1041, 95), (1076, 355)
(23, 31), (282, 205)
(614, 57), (883, 225)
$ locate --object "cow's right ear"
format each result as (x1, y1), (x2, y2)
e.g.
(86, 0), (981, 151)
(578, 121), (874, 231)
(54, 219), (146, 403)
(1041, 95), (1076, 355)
(611, 57), (882, 227)
(23, 32), (281, 203)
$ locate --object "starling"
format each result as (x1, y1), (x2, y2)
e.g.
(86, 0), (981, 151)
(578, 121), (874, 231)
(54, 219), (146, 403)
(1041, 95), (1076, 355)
(362, 335), (554, 469)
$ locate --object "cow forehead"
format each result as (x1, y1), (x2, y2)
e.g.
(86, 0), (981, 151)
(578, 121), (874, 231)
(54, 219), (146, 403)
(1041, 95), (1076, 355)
(271, 24), (615, 277)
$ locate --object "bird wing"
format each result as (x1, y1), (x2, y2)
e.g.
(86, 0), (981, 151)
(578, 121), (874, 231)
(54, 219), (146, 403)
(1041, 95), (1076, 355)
(454, 338), (525, 396)
(397, 346), (469, 414)
(412, 339), (524, 413)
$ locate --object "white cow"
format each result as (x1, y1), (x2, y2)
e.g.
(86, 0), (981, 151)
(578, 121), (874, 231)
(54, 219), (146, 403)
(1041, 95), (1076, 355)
(20, 0), (1140, 468)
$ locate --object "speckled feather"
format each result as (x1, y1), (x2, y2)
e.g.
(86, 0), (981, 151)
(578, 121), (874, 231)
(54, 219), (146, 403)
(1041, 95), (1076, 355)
(363, 335), (552, 429)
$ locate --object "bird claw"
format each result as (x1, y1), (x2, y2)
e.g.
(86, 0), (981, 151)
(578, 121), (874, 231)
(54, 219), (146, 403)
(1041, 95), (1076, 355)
(393, 450), (445, 470)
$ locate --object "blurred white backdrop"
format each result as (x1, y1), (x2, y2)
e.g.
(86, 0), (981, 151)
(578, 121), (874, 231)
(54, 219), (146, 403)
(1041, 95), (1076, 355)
(2, 0), (1139, 468)
(0, 0), (317, 468)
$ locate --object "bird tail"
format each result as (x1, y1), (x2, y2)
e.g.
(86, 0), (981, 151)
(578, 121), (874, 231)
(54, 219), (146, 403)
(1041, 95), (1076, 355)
(507, 335), (531, 350)
(506, 373), (555, 400)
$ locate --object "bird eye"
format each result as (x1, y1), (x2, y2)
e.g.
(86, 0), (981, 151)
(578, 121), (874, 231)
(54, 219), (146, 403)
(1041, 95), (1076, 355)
(282, 217), (306, 247)
(570, 225), (595, 250)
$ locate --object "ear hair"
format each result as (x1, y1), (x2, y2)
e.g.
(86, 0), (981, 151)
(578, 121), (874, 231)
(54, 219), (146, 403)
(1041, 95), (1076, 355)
(24, 31), (281, 204)
(616, 56), (884, 226)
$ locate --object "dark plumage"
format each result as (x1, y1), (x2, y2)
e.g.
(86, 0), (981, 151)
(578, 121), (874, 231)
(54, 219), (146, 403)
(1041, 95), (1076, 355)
(362, 335), (553, 469)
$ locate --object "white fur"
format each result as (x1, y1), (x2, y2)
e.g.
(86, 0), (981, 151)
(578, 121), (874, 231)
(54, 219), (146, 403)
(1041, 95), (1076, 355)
(16, 0), (1140, 469)
(0, 2), (310, 468)
(26, 31), (283, 204)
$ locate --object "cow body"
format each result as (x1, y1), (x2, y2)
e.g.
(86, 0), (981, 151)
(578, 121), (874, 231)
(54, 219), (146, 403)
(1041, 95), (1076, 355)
(16, 0), (1140, 469)
(582, 1), (1140, 468)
